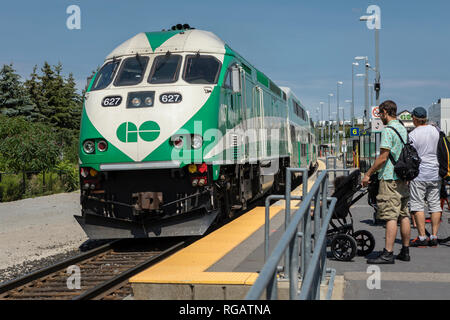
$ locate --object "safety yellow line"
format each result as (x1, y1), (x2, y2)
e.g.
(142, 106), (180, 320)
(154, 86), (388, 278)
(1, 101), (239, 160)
(130, 206), (283, 285)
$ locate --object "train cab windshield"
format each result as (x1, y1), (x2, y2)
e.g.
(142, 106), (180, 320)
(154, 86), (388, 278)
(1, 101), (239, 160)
(114, 55), (149, 86)
(183, 55), (221, 84)
(148, 54), (182, 84)
(91, 60), (120, 91)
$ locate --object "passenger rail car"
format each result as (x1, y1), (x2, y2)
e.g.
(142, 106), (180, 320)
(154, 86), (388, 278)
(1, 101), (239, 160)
(75, 25), (318, 239)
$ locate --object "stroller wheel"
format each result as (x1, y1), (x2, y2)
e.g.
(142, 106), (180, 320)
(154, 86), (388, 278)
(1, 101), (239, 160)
(330, 234), (357, 261)
(353, 230), (376, 256)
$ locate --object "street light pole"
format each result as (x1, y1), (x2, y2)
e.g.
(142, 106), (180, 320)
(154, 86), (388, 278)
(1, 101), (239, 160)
(360, 11), (381, 106)
(375, 27), (380, 106)
(328, 93), (333, 152)
(340, 107), (347, 169)
(355, 56), (369, 128)
(336, 81), (343, 158)
(320, 101), (324, 147)
(351, 62), (359, 127)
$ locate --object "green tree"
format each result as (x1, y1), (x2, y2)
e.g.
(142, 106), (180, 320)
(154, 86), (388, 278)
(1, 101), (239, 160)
(24, 65), (47, 122)
(26, 62), (83, 130)
(0, 115), (59, 174)
(0, 64), (38, 120)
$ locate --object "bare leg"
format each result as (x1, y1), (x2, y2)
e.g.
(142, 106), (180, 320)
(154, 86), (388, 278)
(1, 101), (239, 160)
(385, 220), (398, 252)
(414, 211), (426, 237)
(411, 213), (417, 228)
(430, 212), (442, 236)
(399, 216), (411, 246)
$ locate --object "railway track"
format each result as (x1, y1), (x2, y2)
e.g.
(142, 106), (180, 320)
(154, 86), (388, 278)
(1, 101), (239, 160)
(0, 238), (188, 300)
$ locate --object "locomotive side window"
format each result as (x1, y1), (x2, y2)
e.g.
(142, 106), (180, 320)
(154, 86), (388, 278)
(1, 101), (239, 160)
(183, 55), (221, 84)
(114, 55), (149, 86)
(223, 70), (232, 88)
(148, 54), (182, 84)
(91, 60), (120, 91)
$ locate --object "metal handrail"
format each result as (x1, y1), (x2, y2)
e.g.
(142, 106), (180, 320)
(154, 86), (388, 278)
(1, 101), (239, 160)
(246, 170), (337, 300)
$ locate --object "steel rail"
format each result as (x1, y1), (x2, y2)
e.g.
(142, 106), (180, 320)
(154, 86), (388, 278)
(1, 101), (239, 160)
(0, 240), (121, 295)
(73, 240), (187, 300)
(0, 238), (190, 300)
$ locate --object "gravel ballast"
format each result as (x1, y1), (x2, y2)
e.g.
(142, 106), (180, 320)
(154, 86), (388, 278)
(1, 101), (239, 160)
(0, 192), (88, 282)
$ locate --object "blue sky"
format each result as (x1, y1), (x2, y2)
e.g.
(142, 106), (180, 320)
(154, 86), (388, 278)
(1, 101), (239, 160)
(1, 0), (449, 120)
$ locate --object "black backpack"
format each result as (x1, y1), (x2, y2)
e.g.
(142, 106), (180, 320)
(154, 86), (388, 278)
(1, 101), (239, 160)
(434, 126), (450, 181)
(386, 126), (421, 181)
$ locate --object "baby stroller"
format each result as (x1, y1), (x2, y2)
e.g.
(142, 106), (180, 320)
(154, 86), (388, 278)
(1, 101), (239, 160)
(327, 169), (376, 261)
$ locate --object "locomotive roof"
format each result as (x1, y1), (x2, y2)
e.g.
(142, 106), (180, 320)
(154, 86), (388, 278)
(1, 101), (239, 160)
(106, 29), (226, 59)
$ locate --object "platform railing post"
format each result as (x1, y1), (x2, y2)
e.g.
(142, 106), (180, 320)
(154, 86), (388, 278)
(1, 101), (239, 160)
(284, 168), (292, 278)
(266, 270), (278, 300)
(321, 179), (329, 285)
(265, 194), (284, 263)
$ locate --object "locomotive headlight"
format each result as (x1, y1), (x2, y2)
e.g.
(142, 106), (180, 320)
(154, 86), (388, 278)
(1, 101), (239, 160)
(83, 140), (95, 154)
(192, 135), (203, 149)
(127, 91), (155, 108)
(131, 97), (141, 107)
(144, 96), (153, 106)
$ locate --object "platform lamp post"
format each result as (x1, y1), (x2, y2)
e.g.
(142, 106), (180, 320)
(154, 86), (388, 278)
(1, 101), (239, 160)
(328, 93), (333, 153)
(368, 84), (374, 106)
(355, 56), (369, 128)
(351, 62), (359, 127)
(339, 106), (347, 169)
(332, 111), (337, 155)
(320, 101), (324, 150)
(360, 11), (381, 106)
(336, 81), (343, 159)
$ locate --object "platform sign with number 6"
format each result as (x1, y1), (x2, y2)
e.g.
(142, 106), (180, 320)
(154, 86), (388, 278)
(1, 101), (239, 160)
(350, 127), (360, 137)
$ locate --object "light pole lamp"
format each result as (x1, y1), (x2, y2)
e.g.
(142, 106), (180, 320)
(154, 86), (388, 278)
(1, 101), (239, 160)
(328, 93), (333, 147)
(336, 81), (343, 157)
(320, 101), (325, 146)
(351, 62), (359, 127)
(360, 12), (381, 106)
(355, 56), (369, 127)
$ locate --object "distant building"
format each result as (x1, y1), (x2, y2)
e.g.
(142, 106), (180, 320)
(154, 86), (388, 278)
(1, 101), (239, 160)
(428, 98), (450, 134)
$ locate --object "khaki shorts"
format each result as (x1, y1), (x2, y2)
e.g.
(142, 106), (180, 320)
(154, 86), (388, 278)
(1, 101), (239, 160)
(376, 179), (410, 221)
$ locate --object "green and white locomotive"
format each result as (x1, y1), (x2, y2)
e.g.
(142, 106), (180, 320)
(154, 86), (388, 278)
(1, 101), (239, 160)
(76, 25), (317, 239)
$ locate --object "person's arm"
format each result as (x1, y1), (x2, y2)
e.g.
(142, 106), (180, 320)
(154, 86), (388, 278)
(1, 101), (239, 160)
(361, 148), (390, 187)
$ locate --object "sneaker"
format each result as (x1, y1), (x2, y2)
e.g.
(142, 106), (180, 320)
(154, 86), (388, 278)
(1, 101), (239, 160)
(429, 238), (438, 247)
(410, 237), (429, 247)
(396, 246), (410, 261)
(367, 248), (395, 264)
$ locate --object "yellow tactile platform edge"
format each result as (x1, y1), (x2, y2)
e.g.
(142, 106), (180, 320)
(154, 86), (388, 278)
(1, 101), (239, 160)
(130, 160), (325, 285)
(129, 206), (283, 285)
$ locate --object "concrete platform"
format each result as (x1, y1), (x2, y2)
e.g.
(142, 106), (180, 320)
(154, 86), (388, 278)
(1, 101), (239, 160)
(129, 160), (344, 300)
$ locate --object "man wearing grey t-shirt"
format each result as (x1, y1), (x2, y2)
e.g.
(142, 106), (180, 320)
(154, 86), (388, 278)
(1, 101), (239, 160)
(408, 107), (442, 247)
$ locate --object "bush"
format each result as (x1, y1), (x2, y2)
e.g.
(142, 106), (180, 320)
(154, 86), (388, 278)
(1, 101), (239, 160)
(0, 174), (22, 202)
(55, 161), (79, 192)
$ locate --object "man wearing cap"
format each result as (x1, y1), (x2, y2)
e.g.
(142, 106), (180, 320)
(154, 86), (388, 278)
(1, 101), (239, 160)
(408, 107), (442, 247)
